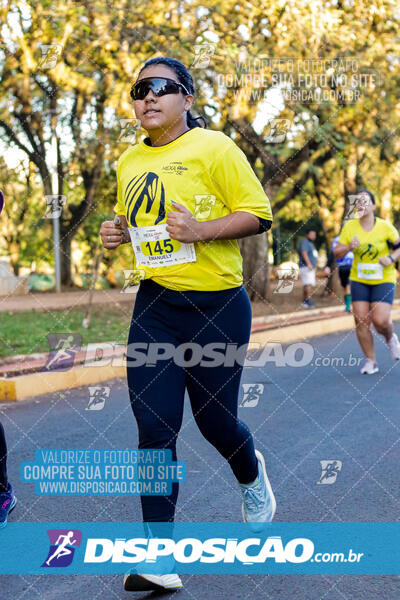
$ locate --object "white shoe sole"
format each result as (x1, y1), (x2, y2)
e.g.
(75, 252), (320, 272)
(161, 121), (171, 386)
(124, 572), (182, 592)
(241, 450), (276, 528)
(388, 335), (400, 360)
(361, 367), (379, 375)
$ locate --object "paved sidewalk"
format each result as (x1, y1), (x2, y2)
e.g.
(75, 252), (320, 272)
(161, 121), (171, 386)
(0, 288), (134, 313)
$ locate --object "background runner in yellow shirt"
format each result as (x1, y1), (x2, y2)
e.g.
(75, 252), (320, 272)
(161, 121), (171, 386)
(335, 190), (400, 374)
(100, 56), (275, 593)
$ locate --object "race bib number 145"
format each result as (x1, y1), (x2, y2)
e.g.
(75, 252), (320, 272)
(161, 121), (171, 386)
(128, 224), (196, 267)
(357, 262), (383, 280)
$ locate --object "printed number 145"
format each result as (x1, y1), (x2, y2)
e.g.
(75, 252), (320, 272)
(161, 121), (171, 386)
(144, 239), (175, 255)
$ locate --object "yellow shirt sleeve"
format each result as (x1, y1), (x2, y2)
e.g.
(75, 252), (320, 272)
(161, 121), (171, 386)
(209, 141), (273, 222)
(385, 221), (400, 244)
(113, 160), (126, 217)
(338, 221), (353, 245)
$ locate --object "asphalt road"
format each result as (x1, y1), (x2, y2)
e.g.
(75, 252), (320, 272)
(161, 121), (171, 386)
(1, 328), (399, 599)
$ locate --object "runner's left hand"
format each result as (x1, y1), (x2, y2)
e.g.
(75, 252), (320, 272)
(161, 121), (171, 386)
(379, 256), (392, 266)
(166, 201), (203, 242)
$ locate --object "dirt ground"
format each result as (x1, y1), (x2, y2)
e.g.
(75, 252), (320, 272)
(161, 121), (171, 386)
(251, 275), (342, 317)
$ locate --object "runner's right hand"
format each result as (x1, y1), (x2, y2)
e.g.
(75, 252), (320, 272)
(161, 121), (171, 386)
(100, 217), (125, 249)
(349, 236), (360, 249)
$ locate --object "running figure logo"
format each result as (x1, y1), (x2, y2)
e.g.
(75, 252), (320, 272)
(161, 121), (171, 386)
(240, 384), (264, 408)
(264, 119), (292, 143)
(193, 194), (216, 219)
(317, 460), (343, 485)
(43, 333), (82, 371)
(86, 386), (110, 410)
(44, 195), (66, 219)
(190, 43), (216, 68)
(42, 529), (82, 567)
(38, 43), (62, 69)
(274, 261), (299, 294)
(119, 118), (141, 144)
(121, 269), (146, 293)
(345, 192), (370, 220)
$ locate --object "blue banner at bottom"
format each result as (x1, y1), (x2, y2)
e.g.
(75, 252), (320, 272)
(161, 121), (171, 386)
(0, 522), (398, 574)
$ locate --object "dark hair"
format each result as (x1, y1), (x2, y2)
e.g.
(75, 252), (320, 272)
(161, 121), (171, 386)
(137, 56), (207, 129)
(359, 189), (375, 205)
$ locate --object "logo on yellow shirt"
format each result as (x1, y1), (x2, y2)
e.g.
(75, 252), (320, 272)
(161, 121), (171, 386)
(161, 161), (188, 175)
(358, 243), (378, 260)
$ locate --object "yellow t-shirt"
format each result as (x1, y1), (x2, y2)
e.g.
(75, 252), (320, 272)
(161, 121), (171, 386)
(339, 217), (399, 284)
(113, 127), (273, 291)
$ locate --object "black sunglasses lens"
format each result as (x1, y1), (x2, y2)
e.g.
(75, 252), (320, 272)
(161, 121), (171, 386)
(160, 81), (182, 95)
(131, 81), (150, 100)
(131, 78), (181, 100)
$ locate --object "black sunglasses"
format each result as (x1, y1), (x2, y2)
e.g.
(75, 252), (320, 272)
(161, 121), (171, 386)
(130, 77), (190, 101)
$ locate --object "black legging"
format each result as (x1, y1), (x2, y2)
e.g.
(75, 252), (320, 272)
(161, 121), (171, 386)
(126, 279), (259, 523)
(0, 421), (8, 493)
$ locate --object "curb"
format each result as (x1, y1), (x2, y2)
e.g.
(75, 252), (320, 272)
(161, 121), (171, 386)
(0, 363), (126, 403)
(2, 307), (400, 403)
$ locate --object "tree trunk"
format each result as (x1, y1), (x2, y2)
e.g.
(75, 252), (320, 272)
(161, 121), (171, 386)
(60, 234), (73, 288)
(10, 259), (20, 277)
(342, 147), (361, 224)
(239, 234), (270, 301)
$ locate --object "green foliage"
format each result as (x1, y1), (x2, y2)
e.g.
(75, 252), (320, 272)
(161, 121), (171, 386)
(0, 158), (52, 273)
(0, 305), (130, 357)
(0, 0), (399, 290)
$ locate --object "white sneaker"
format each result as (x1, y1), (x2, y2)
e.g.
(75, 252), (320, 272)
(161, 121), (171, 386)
(240, 449), (276, 532)
(123, 527), (182, 592)
(387, 333), (400, 360)
(360, 359), (379, 375)
(124, 573), (183, 592)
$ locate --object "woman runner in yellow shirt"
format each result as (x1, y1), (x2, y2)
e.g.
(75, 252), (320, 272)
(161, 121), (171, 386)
(334, 190), (400, 374)
(100, 57), (275, 592)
